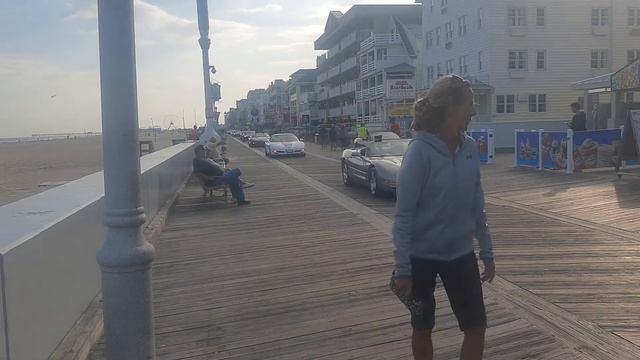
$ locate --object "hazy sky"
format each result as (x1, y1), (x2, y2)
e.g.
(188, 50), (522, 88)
(0, 0), (414, 138)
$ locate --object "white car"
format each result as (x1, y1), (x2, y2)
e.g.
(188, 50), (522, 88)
(265, 133), (305, 157)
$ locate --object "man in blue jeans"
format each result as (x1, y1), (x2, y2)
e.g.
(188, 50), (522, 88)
(193, 145), (251, 206)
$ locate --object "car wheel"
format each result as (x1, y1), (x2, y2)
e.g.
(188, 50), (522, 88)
(368, 167), (379, 197)
(342, 162), (352, 186)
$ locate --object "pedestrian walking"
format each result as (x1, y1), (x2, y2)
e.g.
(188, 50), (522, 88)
(329, 125), (338, 151)
(568, 102), (587, 131)
(390, 118), (401, 137)
(319, 126), (328, 150)
(391, 75), (495, 360)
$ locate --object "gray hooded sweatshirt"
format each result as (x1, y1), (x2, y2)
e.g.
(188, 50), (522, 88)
(392, 131), (493, 277)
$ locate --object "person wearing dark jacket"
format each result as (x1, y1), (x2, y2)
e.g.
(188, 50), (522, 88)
(569, 102), (587, 131)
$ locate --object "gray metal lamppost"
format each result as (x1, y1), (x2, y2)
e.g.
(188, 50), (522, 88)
(197, 0), (215, 125)
(96, 0), (156, 359)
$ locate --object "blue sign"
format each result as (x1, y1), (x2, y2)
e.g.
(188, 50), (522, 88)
(516, 131), (540, 168)
(469, 131), (490, 163)
(572, 129), (621, 170)
(541, 132), (567, 170)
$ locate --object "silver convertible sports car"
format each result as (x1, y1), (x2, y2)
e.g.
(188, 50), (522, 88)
(341, 139), (409, 196)
(265, 133), (306, 157)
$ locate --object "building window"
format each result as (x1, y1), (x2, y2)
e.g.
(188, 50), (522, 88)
(435, 27), (441, 45)
(441, 0), (448, 8)
(478, 51), (483, 71)
(445, 22), (454, 42)
(592, 8), (609, 26)
(426, 31), (434, 48)
(629, 8), (640, 26)
(458, 55), (468, 74)
(628, 50), (640, 63)
(376, 48), (387, 61)
(508, 50), (528, 70)
(458, 15), (468, 36)
(496, 95), (515, 114)
(536, 8), (545, 26)
(446, 60), (454, 75)
(536, 50), (546, 70)
(478, 8), (483, 29)
(437, 63), (442, 76)
(591, 50), (609, 69)
(427, 66), (435, 82)
(509, 7), (527, 27)
(529, 94), (547, 113)
(430, 0), (434, 13)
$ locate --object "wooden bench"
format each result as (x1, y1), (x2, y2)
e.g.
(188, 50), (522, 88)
(194, 173), (231, 203)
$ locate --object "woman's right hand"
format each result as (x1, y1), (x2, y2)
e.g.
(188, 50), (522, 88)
(394, 277), (413, 298)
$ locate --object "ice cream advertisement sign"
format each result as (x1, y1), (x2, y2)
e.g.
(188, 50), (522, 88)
(541, 132), (568, 170)
(572, 129), (622, 171)
(516, 131), (540, 168)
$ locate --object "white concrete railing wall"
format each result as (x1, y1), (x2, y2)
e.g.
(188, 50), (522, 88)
(0, 142), (194, 360)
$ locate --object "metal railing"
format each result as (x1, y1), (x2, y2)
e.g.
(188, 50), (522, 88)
(341, 56), (358, 72)
(356, 85), (384, 100)
(358, 115), (383, 126)
(360, 62), (376, 75)
(341, 81), (356, 95)
(360, 33), (401, 51)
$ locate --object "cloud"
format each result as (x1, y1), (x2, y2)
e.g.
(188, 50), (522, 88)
(235, 3), (283, 14)
(63, 4), (97, 21)
(212, 19), (257, 46)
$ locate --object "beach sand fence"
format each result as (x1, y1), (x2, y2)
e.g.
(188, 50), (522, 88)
(514, 128), (635, 173)
(0, 142), (194, 360)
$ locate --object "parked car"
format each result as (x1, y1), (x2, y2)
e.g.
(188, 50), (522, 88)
(341, 139), (409, 196)
(249, 133), (270, 147)
(265, 133), (305, 157)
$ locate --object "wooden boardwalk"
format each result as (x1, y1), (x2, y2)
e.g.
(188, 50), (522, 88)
(90, 139), (640, 359)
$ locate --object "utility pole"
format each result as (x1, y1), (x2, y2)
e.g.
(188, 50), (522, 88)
(96, 0), (156, 358)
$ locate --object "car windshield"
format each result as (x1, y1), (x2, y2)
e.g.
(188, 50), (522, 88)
(254, 133), (268, 138)
(270, 134), (298, 142)
(367, 140), (409, 157)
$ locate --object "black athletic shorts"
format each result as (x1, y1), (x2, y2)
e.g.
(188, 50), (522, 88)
(391, 252), (487, 332)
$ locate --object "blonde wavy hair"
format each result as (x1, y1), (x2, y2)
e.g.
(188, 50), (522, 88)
(413, 75), (471, 133)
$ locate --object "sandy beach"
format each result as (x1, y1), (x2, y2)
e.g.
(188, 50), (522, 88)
(0, 133), (178, 206)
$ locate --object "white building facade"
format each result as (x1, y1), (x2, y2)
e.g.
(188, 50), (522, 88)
(315, 5), (422, 130)
(419, 0), (640, 126)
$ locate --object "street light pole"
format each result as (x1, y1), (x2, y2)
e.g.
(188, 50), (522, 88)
(197, 0), (214, 126)
(96, 0), (156, 359)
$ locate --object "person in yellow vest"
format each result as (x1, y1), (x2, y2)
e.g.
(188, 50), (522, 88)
(357, 122), (369, 140)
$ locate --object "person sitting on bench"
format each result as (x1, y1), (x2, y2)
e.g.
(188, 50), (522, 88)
(193, 145), (252, 206)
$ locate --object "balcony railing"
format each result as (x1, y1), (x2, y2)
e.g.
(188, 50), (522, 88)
(329, 107), (342, 117)
(328, 43), (341, 58)
(341, 81), (356, 95)
(340, 32), (358, 50)
(342, 104), (357, 116)
(317, 53), (328, 67)
(341, 56), (358, 72)
(360, 62), (376, 75)
(328, 65), (341, 79)
(360, 33), (401, 51)
(358, 115), (383, 126)
(329, 86), (342, 98)
(356, 85), (384, 100)
(317, 71), (328, 83)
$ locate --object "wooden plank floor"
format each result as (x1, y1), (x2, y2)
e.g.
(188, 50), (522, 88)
(90, 140), (640, 359)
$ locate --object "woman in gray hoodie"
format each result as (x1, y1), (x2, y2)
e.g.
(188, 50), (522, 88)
(391, 75), (495, 360)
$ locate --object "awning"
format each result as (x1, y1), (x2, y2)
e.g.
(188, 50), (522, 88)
(571, 73), (613, 91)
(612, 58), (640, 91)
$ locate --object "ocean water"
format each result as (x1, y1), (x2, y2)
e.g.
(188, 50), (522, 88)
(0, 133), (101, 144)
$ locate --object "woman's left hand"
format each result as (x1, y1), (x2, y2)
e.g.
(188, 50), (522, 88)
(481, 258), (495, 283)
